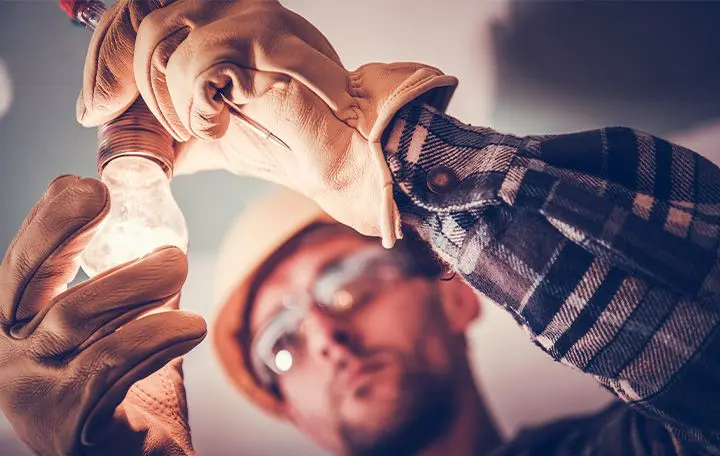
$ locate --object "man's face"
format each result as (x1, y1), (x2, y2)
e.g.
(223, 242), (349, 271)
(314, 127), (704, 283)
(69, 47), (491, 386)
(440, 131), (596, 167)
(249, 226), (478, 455)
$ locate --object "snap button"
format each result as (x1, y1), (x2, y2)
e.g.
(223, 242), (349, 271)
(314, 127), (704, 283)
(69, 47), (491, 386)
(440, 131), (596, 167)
(426, 166), (459, 194)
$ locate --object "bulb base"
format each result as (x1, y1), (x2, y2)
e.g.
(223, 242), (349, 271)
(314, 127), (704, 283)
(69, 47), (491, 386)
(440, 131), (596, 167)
(97, 98), (174, 177)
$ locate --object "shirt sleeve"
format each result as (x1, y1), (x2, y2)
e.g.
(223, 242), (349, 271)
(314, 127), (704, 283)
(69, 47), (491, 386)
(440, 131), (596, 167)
(383, 102), (720, 450)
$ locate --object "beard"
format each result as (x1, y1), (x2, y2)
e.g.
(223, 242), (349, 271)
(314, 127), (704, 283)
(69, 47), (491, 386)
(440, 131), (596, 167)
(338, 369), (457, 456)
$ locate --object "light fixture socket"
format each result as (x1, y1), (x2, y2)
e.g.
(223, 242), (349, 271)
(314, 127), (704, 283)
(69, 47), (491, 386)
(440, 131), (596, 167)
(97, 98), (174, 177)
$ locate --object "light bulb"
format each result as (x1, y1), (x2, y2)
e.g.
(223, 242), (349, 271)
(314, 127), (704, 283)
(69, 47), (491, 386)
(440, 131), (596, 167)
(80, 156), (188, 277)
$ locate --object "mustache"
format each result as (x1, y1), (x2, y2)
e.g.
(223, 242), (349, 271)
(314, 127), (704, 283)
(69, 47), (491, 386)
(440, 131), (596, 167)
(328, 350), (399, 397)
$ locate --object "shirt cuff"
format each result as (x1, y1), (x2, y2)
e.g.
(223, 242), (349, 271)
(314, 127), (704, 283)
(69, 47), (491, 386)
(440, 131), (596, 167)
(382, 102), (524, 265)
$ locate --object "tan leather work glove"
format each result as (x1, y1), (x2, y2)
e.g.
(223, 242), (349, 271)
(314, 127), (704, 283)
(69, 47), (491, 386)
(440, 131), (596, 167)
(78, 0), (458, 247)
(0, 175), (207, 456)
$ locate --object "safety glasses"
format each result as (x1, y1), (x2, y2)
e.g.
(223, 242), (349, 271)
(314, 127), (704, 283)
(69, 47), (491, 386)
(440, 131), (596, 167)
(250, 246), (419, 387)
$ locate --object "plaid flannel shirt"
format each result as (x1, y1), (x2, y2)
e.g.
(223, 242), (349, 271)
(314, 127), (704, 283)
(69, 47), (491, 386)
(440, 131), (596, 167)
(384, 102), (720, 455)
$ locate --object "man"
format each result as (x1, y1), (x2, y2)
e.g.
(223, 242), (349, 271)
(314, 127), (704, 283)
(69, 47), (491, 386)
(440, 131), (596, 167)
(2, 0), (720, 454)
(2, 178), (716, 456)
(210, 187), (715, 456)
(211, 189), (502, 455)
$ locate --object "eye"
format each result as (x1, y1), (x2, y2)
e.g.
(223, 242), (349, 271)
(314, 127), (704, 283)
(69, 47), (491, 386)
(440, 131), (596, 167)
(270, 330), (304, 374)
(333, 279), (377, 310)
(330, 289), (355, 311)
(273, 331), (300, 353)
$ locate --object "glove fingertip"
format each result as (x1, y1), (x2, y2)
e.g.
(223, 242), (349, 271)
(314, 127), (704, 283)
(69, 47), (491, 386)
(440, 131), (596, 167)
(75, 97), (114, 127)
(47, 174), (81, 194)
(67, 177), (111, 226)
(76, 89), (141, 128)
(176, 310), (209, 341)
(147, 310), (208, 344)
(76, 93), (90, 125)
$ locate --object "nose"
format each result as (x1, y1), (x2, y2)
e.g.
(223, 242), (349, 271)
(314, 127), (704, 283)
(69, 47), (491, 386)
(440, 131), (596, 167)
(303, 308), (353, 368)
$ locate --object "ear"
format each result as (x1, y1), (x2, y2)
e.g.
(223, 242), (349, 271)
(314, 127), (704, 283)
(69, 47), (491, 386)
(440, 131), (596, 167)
(437, 275), (481, 333)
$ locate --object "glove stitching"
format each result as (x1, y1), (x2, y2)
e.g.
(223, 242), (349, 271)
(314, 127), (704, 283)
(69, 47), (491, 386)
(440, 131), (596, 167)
(159, 367), (187, 428)
(131, 381), (187, 430)
(135, 380), (173, 419)
(348, 71), (363, 95)
(131, 367), (190, 432)
(342, 72), (362, 122)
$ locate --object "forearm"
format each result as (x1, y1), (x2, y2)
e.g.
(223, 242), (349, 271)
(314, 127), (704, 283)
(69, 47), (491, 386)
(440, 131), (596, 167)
(383, 102), (720, 447)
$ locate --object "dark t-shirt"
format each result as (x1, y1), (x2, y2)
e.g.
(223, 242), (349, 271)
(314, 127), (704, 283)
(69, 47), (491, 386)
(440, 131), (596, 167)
(490, 402), (713, 456)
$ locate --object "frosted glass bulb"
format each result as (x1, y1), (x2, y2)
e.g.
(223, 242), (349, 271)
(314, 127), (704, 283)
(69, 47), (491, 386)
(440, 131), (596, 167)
(80, 156), (188, 277)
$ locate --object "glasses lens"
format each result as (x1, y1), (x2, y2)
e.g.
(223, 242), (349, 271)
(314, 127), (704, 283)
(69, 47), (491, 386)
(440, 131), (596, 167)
(271, 331), (301, 373)
(251, 248), (416, 385)
(251, 307), (304, 384)
(314, 247), (413, 313)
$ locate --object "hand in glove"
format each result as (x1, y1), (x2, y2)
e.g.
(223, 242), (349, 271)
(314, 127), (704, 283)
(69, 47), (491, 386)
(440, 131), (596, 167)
(0, 175), (207, 456)
(78, 0), (458, 247)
